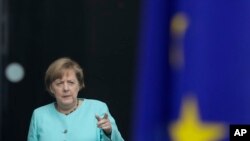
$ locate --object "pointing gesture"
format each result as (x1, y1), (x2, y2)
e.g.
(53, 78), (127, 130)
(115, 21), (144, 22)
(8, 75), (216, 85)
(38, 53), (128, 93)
(96, 113), (112, 135)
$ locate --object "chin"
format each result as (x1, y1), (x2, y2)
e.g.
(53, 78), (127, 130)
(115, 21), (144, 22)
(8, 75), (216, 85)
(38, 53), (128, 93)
(62, 98), (74, 104)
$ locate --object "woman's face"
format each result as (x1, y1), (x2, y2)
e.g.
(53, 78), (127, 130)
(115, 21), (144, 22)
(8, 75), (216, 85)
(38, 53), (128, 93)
(50, 69), (80, 106)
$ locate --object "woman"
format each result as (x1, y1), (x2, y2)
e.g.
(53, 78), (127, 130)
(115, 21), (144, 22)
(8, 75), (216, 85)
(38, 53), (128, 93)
(28, 57), (124, 141)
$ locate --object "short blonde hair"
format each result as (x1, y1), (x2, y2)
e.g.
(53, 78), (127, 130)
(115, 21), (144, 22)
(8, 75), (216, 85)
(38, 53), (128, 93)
(45, 57), (85, 94)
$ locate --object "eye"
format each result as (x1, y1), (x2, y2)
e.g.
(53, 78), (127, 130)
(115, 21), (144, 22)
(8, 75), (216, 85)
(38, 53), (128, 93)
(55, 82), (63, 86)
(68, 81), (75, 84)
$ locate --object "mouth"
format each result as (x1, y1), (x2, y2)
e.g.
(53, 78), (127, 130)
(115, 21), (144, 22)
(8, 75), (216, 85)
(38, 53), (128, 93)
(62, 95), (71, 98)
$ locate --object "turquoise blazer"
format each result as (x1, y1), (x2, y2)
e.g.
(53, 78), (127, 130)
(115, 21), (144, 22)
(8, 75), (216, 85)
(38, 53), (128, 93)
(28, 99), (124, 141)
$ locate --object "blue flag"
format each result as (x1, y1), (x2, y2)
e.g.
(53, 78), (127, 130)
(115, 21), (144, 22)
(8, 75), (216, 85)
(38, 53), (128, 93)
(131, 0), (170, 140)
(132, 0), (250, 141)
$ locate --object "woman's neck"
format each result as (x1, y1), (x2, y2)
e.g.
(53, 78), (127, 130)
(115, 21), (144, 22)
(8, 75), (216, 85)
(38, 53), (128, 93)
(56, 99), (79, 115)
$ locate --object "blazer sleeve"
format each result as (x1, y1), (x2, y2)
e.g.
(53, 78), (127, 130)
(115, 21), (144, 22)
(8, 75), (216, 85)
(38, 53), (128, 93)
(100, 103), (124, 141)
(27, 110), (38, 141)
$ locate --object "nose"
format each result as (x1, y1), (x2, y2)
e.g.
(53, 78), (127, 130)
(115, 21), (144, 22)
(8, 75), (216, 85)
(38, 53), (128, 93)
(63, 83), (69, 91)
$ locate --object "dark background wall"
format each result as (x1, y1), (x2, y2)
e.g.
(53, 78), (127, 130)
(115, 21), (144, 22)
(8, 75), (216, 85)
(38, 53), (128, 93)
(1, 0), (139, 140)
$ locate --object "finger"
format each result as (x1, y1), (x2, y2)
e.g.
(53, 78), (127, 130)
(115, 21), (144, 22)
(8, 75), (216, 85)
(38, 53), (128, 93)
(97, 119), (109, 127)
(102, 122), (111, 128)
(98, 119), (107, 124)
(102, 125), (111, 130)
(95, 114), (101, 121)
(99, 123), (111, 131)
(103, 113), (108, 119)
(98, 120), (110, 126)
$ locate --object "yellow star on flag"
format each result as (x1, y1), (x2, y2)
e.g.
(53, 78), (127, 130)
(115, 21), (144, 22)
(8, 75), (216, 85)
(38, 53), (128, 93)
(169, 96), (226, 141)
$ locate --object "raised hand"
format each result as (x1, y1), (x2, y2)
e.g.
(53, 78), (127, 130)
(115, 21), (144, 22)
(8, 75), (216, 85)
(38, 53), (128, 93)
(95, 113), (112, 135)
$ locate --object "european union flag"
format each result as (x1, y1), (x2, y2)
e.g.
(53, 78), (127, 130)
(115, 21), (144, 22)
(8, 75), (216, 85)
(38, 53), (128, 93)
(132, 0), (250, 141)
(131, 0), (170, 140)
